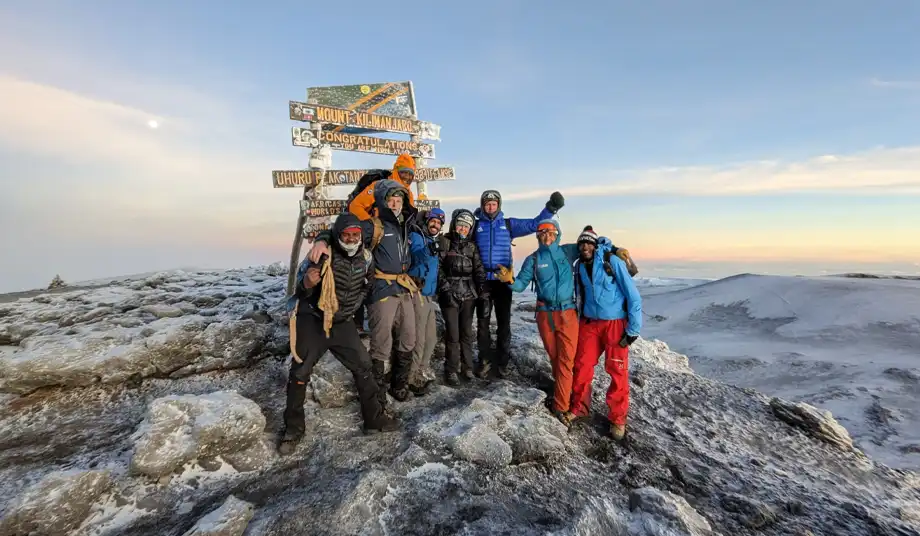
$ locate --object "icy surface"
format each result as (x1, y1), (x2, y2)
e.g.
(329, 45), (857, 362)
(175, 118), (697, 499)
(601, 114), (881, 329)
(641, 273), (920, 470)
(0, 267), (917, 536)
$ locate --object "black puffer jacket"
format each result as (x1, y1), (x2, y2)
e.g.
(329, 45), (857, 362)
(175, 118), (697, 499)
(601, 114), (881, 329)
(437, 210), (487, 304)
(296, 213), (373, 322)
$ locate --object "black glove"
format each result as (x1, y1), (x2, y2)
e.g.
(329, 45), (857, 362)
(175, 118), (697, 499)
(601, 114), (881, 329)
(477, 296), (493, 319)
(618, 333), (638, 348)
(439, 292), (458, 309)
(546, 191), (565, 214)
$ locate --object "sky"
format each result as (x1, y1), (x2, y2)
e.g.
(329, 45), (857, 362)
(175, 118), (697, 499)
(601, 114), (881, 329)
(1, 0), (919, 291)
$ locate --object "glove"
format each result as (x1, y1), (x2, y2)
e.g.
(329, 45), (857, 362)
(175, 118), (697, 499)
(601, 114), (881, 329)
(477, 296), (493, 319)
(545, 191), (565, 214)
(439, 292), (458, 309)
(618, 333), (638, 348)
(615, 248), (631, 263)
(597, 237), (612, 249)
(428, 239), (442, 256)
(495, 264), (514, 284)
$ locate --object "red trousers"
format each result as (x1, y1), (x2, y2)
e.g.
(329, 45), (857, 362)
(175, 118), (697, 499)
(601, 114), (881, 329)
(570, 318), (630, 425)
(535, 308), (579, 413)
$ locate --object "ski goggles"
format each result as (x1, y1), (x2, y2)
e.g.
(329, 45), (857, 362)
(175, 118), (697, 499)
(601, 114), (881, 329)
(481, 190), (501, 202)
(537, 223), (557, 234)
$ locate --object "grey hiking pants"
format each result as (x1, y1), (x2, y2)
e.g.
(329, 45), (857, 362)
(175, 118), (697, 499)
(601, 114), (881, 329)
(409, 295), (438, 388)
(367, 292), (417, 372)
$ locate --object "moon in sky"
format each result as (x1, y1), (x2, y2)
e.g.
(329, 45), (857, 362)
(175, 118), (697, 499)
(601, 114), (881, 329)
(147, 120), (159, 129)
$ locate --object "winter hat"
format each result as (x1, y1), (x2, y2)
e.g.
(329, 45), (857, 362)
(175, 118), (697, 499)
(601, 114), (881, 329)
(385, 187), (407, 201)
(455, 212), (475, 229)
(577, 226), (598, 246)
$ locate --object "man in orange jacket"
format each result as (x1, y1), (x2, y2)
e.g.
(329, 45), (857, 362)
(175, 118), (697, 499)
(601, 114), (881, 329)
(348, 153), (417, 220)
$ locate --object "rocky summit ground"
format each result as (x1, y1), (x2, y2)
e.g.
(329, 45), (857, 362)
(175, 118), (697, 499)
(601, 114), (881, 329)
(1, 266), (918, 536)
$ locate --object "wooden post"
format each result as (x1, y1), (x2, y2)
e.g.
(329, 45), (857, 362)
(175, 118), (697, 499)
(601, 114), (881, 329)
(286, 184), (314, 296)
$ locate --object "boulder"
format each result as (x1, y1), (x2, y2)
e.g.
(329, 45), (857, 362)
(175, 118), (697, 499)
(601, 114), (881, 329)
(265, 262), (288, 277)
(769, 397), (854, 450)
(130, 391), (267, 478)
(628, 487), (714, 535)
(0, 469), (113, 536)
(182, 495), (255, 536)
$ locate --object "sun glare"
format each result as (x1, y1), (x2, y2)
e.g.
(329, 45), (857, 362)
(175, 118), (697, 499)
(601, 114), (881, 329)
(147, 119), (159, 129)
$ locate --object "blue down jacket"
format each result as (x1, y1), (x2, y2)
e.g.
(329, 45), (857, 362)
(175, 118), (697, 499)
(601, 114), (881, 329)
(473, 205), (554, 280)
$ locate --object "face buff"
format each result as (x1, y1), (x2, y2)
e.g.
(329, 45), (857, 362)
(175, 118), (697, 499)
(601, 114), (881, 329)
(338, 225), (362, 257)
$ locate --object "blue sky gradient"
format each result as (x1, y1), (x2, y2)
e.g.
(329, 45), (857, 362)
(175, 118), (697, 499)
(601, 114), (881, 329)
(1, 1), (919, 291)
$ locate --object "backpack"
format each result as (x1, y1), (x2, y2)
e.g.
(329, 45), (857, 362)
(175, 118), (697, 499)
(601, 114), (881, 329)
(345, 169), (391, 208)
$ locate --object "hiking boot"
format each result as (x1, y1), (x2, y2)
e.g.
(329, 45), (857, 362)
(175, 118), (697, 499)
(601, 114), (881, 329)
(364, 414), (402, 435)
(409, 380), (433, 397)
(389, 386), (412, 402)
(444, 372), (460, 387)
(610, 423), (626, 441)
(551, 409), (571, 427)
(476, 361), (492, 379)
(461, 369), (475, 382)
(497, 366), (510, 378)
(277, 431), (302, 456)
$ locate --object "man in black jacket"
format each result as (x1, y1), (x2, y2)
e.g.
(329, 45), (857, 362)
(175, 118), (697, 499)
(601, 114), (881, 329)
(280, 213), (401, 455)
(308, 179), (420, 409)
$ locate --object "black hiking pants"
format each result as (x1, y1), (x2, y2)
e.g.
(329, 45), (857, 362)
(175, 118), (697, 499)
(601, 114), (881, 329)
(441, 298), (476, 375)
(283, 312), (383, 438)
(477, 280), (513, 367)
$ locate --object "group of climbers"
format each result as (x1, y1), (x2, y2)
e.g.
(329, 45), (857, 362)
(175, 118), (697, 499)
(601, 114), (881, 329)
(279, 153), (642, 454)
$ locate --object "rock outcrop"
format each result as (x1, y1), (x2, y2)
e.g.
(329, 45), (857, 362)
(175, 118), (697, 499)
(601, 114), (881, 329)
(130, 391), (270, 478)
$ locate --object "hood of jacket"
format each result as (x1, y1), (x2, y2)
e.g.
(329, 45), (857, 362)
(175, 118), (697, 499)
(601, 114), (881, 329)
(391, 153), (416, 190)
(536, 218), (562, 250)
(373, 178), (416, 224)
(331, 213), (365, 256)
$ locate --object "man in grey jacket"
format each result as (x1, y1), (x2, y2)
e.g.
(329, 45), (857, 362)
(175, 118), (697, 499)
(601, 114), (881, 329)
(309, 179), (419, 410)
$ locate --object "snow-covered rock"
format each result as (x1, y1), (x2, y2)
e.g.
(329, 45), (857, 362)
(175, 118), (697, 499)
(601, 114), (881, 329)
(0, 469), (113, 535)
(265, 262), (288, 277)
(130, 391), (267, 478)
(182, 495), (255, 536)
(628, 487), (714, 535)
(0, 317), (274, 394)
(769, 397), (854, 450)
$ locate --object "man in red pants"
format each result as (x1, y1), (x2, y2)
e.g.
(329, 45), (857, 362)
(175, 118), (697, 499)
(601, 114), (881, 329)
(567, 226), (642, 440)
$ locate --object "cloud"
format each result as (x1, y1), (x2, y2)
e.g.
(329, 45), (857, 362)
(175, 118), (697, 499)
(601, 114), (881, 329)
(440, 145), (920, 203)
(869, 77), (920, 90)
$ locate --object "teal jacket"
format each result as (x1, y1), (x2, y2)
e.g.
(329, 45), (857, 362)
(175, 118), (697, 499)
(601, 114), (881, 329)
(508, 219), (581, 312)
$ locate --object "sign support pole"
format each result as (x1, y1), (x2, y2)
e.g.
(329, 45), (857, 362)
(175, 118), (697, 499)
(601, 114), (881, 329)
(286, 120), (329, 297)
(287, 184), (314, 296)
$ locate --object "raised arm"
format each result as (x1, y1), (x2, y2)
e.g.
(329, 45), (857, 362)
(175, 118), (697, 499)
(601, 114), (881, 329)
(506, 207), (554, 239)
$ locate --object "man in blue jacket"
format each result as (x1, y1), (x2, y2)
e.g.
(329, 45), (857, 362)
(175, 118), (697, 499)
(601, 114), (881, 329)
(474, 189), (565, 378)
(568, 226), (642, 441)
(406, 207), (445, 396)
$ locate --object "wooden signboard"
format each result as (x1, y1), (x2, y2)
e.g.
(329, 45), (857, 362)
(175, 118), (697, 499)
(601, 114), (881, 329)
(289, 101), (440, 140)
(272, 167), (455, 188)
(300, 198), (441, 217)
(292, 127), (435, 158)
(302, 221), (333, 240)
(306, 81), (416, 134)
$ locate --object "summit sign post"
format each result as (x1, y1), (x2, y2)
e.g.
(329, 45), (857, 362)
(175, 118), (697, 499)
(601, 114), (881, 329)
(271, 80), (455, 294)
